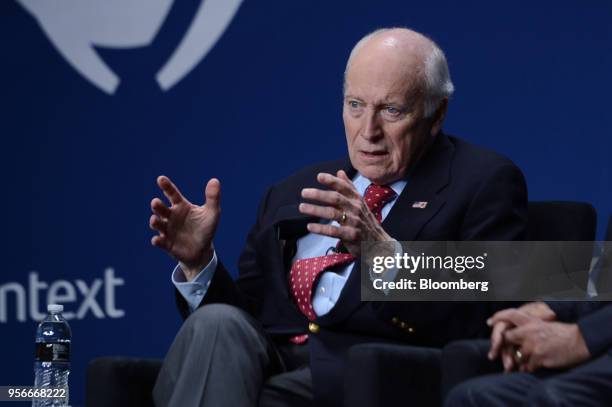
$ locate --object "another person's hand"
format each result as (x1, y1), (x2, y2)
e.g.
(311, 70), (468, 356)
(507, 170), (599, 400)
(298, 170), (393, 257)
(150, 176), (221, 281)
(504, 320), (591, 372)
(487, 302), (556, 362)
(489, 309), (537, 372)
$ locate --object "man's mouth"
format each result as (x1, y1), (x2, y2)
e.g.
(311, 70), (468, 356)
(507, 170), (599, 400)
(360, 150), (388, 159)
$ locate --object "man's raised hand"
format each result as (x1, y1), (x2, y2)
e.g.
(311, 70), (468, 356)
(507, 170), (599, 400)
(150, 176), (221, 281)
(299, 170), (393, 257)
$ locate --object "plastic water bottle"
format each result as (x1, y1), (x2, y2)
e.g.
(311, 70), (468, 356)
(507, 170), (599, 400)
(33, 304), (71, 406)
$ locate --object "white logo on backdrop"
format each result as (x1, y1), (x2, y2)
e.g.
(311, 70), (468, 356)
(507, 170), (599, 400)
(0, 269), (125, 323)
(17, 0), (243, 94)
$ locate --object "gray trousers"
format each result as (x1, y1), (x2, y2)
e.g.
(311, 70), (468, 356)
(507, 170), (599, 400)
(153, 304), (313, 407)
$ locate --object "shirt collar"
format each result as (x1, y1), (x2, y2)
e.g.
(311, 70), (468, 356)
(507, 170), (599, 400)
(352, 173), (407, 198)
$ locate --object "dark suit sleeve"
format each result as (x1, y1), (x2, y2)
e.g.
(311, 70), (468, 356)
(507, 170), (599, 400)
(577, 304), (612, 357)
(546, 301), (612, 357)
(546, 301), (603, 323)
(175, 185), (274, 319)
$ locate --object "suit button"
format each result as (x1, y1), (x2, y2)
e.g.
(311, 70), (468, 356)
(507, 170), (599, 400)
(308, 322), (320, 334)
(407, 326), (415, 334)
(399, 322), (407, 329)
(391, 317), (399, 325)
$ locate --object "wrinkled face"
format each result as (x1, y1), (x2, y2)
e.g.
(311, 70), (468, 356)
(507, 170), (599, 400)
(343, 45), (434, 185)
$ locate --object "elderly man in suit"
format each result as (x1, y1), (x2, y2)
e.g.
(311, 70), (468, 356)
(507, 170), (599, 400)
(148, 27), (528, 407)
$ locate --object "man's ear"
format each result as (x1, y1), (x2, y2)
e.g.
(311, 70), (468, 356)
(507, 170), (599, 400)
(429, 98), (449, 136)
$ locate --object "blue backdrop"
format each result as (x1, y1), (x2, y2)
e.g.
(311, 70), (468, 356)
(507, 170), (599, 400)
(1, 0), (611, 404)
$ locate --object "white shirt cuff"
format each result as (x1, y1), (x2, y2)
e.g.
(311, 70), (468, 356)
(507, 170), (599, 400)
(171, 251), (218, 312)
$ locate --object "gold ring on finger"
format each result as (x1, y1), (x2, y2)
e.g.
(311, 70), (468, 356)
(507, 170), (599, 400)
(340, 211), (348, 224)
(515, 349), (523, 361)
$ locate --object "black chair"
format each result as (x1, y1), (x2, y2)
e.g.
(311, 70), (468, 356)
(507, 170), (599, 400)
(435, 202), (599, 404)
(87, 357), (161, 407)
(526, 201), (596, 241)
(594, 214), (612, 294)
(523, 201), (597, 295)
(344, 201), (596, 407)
(86, 201), (597, 407)
(439, 339), (495, 401)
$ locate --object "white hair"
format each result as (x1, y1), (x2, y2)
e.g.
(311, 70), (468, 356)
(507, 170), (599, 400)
(344, 28), (455, 118)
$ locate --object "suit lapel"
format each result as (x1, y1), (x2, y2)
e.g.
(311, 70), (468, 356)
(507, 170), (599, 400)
(383, 133), (453, 241)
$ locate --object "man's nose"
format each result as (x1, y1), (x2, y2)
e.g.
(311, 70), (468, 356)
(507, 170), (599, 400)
(361, 110), (383, 141)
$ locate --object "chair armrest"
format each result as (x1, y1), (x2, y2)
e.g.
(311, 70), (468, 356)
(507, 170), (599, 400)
(86, 357), (162, 407)
(441, 339), (501, 401)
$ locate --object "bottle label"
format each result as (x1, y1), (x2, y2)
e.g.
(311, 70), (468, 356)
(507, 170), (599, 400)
(35, 343), (70, 362)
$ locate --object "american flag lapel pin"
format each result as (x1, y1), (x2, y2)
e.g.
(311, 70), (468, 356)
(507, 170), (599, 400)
(412, 201), (428, 209)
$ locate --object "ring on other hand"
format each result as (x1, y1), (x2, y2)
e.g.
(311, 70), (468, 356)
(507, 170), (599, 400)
(339, 211), (348, 224)
(515, 349), (523, 361)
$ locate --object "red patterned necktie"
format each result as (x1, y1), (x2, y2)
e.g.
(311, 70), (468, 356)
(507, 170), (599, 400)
(288, 183), (396, 343)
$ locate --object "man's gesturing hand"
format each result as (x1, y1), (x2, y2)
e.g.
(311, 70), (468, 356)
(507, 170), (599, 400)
(150, 176), (221, 281)
(298, 170), (393, 257)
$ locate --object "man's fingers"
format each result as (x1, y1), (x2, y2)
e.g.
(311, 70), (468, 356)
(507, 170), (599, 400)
(518, 301), (556, 321)
(525, 355), (539, 372)
(504, 324), (529, 345)
(149, 214), (168, 234)
(307, 223), (341, 238)
(204, 178), (221, 211)
(519, 352), (535, 373)
(501, 346), (516, 372)
(489, 321), (510, 360)
(299, 203), (342, 222)
(316, 172), (358, 198)
(157, 176), (185, 205)
(488, 309), (533, 328)
(337, 170), (354, 186)
(306, 222), (358, 242)
(302, 188), (347, 208)
(151, 198), (171, 219)
(151, 234), (169, 250)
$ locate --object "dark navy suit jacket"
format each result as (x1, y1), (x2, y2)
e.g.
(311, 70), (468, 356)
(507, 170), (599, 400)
(175, 133), (528, 405)
(548, 302), (612, 357)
